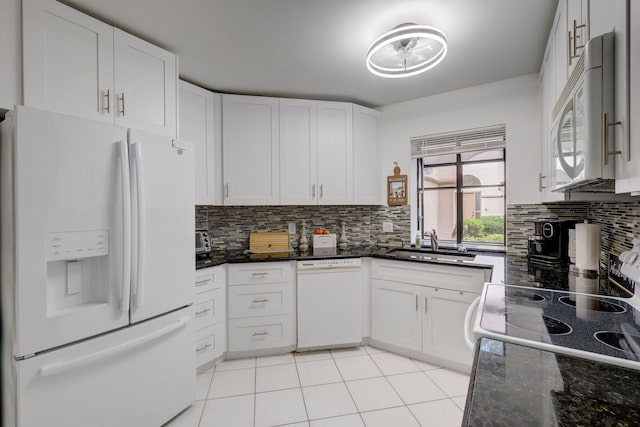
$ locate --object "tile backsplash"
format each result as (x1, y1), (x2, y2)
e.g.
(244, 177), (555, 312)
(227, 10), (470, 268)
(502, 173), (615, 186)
(196, 205), (411, 250)
(507, 201), (640, 271)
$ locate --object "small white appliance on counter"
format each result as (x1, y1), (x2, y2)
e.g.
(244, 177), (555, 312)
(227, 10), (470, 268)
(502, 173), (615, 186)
(297, 258), (362, 350)
(313, 233), (337, 249)
(1, 106), (195, 427)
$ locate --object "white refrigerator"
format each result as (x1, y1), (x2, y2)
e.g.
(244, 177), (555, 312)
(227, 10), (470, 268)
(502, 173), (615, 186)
(1, 106), (195, 427)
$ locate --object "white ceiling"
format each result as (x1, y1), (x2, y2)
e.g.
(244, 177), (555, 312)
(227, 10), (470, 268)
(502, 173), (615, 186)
(64, 0), (558, 108)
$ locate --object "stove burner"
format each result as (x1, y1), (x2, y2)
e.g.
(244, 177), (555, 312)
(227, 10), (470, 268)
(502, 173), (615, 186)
(595, 331), (640, 359)
(506, 289), (545, 302)
(558, 296), (626, 313)
(504, 312), (572, 335)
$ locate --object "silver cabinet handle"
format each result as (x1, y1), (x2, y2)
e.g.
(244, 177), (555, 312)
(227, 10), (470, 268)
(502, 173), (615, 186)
(225, 183), (229, 198)
(195, 278), (211, 286)
(251, 272), (268, 276)
(119, 93), (126, 116)
(320, 184), (323, 199)
(415, 294), (418, 311)
(195, 308), (212, 317)
(568, 19), (586, 65)
(196, 343), (212, 353)
(568, 29), (572, 66)
(424, 296), (428, 313)
(538, 172), (547, 191)
(312, 184), (316, 199)
(602, 112), (622, 166)
(252, 298), (269, 303)
(252, 331), (269, 336)
(103, 89), (110, 114)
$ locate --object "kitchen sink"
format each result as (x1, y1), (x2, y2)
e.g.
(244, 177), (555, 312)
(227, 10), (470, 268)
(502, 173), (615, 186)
(385, 248), (476, 263)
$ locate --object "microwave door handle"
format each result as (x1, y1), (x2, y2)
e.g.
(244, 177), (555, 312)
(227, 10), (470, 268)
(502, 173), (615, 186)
(119, 141), (131, 314)
(556, 100), (576, 178)
(132, 142), (146, 309)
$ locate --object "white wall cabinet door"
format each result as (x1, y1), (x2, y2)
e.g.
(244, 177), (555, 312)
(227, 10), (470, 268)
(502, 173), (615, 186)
(567, 0), (590, 76)
(179, 81), (222, 205)
(552, 0), (569, 99)
(591, 0), (635, 194)
(353, 105), (381, 205)
(422, 288), (478, 367)
(114, 29), (177, 138)
(223, 95), (280, 205)
(371, 279), (422, 352)
(23, 0), (114, 123)
(279, 99), (318, 204)
(539, 44), (564, 202)
(316, 101), (353, 205)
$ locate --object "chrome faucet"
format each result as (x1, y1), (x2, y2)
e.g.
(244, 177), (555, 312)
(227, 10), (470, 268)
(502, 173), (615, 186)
(430, 229), (438, 251)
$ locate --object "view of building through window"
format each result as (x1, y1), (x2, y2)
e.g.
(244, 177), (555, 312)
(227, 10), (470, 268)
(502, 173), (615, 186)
(418, 149), (505, 247)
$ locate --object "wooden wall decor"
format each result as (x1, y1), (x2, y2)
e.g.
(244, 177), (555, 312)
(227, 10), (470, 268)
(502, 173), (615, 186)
(387, 162), (408, 206)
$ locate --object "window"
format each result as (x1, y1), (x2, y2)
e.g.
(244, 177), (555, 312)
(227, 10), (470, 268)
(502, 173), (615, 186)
(413, 125), (506, 248)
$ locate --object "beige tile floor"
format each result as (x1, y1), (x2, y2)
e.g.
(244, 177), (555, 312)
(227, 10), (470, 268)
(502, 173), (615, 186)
(165, 346), (469, 427)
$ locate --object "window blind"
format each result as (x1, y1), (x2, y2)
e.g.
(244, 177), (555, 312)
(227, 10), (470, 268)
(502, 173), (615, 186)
(410, 124), (506, 158)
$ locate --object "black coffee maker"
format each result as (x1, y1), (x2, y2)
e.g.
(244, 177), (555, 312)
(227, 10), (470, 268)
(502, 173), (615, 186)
(528, 221), (574, 263)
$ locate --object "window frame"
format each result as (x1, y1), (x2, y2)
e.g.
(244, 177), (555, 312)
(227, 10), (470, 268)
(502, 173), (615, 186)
(417, 148), (506, 248)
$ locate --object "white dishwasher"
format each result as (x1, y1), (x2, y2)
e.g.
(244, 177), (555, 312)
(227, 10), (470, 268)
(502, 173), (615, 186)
(297, 258), (362, 351)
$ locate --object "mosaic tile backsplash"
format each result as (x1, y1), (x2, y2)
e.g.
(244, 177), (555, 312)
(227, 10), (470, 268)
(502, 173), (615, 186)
(196, 205), (411, 250)
(506, 201), (640, 272)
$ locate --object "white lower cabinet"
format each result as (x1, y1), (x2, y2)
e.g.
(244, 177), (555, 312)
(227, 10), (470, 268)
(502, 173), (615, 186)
(194, 265), (226, 369)
(371, 279), (422, 351)
(227, 262), (296, 355)
(371, 260), (487, 371)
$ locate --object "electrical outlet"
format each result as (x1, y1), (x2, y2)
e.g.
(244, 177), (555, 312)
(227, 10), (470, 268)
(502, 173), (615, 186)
(288, 222), (296, 235)
(382, 221), (393, 232)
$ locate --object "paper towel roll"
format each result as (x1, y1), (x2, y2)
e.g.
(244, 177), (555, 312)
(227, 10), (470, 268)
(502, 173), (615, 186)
(575, 222), (601, 270)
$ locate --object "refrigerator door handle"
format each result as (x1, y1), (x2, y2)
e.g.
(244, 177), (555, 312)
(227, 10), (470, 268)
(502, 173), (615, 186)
(119, 141), (132, 314)
(39, 316), (191, 377)
(132, 142), (146, 309)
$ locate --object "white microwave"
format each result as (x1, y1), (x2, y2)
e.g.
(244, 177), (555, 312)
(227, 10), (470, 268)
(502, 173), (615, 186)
(551, 32), (616, 192)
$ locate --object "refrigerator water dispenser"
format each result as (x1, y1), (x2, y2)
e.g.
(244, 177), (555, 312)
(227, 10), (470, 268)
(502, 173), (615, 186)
(46, 230), (110, 317)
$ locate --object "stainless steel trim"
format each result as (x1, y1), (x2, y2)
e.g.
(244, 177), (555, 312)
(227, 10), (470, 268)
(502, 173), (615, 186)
(196, 343), (212, 352)
(251, 272), (268, 276)
(252, 331), (269, 336)
(195, 308), (212, 316)
(252, 299), (269, 303)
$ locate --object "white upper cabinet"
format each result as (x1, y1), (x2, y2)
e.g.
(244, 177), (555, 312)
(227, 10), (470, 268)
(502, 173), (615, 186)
(353, 105), (381, 205)
(552, 0), (569, 98)
(179, 80), (222, 205)
(316, 101), (353, 205)
(23, 0), (114, 123)
(222, 94), (280, 205)
(113, 29), (177, 137)
(222, 94), (377, 206)
(279, 99), (318, 204)
(567, 0), (590, 76)
(23, 0), (177, 138)
(590, 0), (634, 193)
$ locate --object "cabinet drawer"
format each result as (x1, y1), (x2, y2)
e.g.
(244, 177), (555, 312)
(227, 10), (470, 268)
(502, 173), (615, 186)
(228, 283), (292, 319)
(196, 323), (226, 368)
(195, 265), (225, 294)
(228, 315), (295, 352)
(195, 287), (225, 328)
(228, 262), (292, 285)
(371, 260), (487, 293)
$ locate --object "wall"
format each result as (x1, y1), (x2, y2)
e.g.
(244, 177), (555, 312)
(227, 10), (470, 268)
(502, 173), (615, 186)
(0, 0), (22, 111)
(506, 201), (640, 271)
(196, 205), (411, 250)
(378, 73), (542, 215)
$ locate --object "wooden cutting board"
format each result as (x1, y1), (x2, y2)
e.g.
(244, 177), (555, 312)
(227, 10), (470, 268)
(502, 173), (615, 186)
(249, 232), (290, 252)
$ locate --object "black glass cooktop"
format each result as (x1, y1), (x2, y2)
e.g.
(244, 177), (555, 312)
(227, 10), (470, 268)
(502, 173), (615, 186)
(480, 284), (640, 364)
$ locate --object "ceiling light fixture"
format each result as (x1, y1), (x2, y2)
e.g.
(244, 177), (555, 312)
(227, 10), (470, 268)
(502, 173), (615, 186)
(366, 23), (448, 79)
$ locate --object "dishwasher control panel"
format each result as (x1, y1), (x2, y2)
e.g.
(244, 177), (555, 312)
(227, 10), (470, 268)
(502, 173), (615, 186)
(297, 258), (362, 270)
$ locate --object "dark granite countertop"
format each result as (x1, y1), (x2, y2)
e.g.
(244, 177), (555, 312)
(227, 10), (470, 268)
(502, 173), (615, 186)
(464, 337), (640, 426)
(195, 245), (501, 272)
